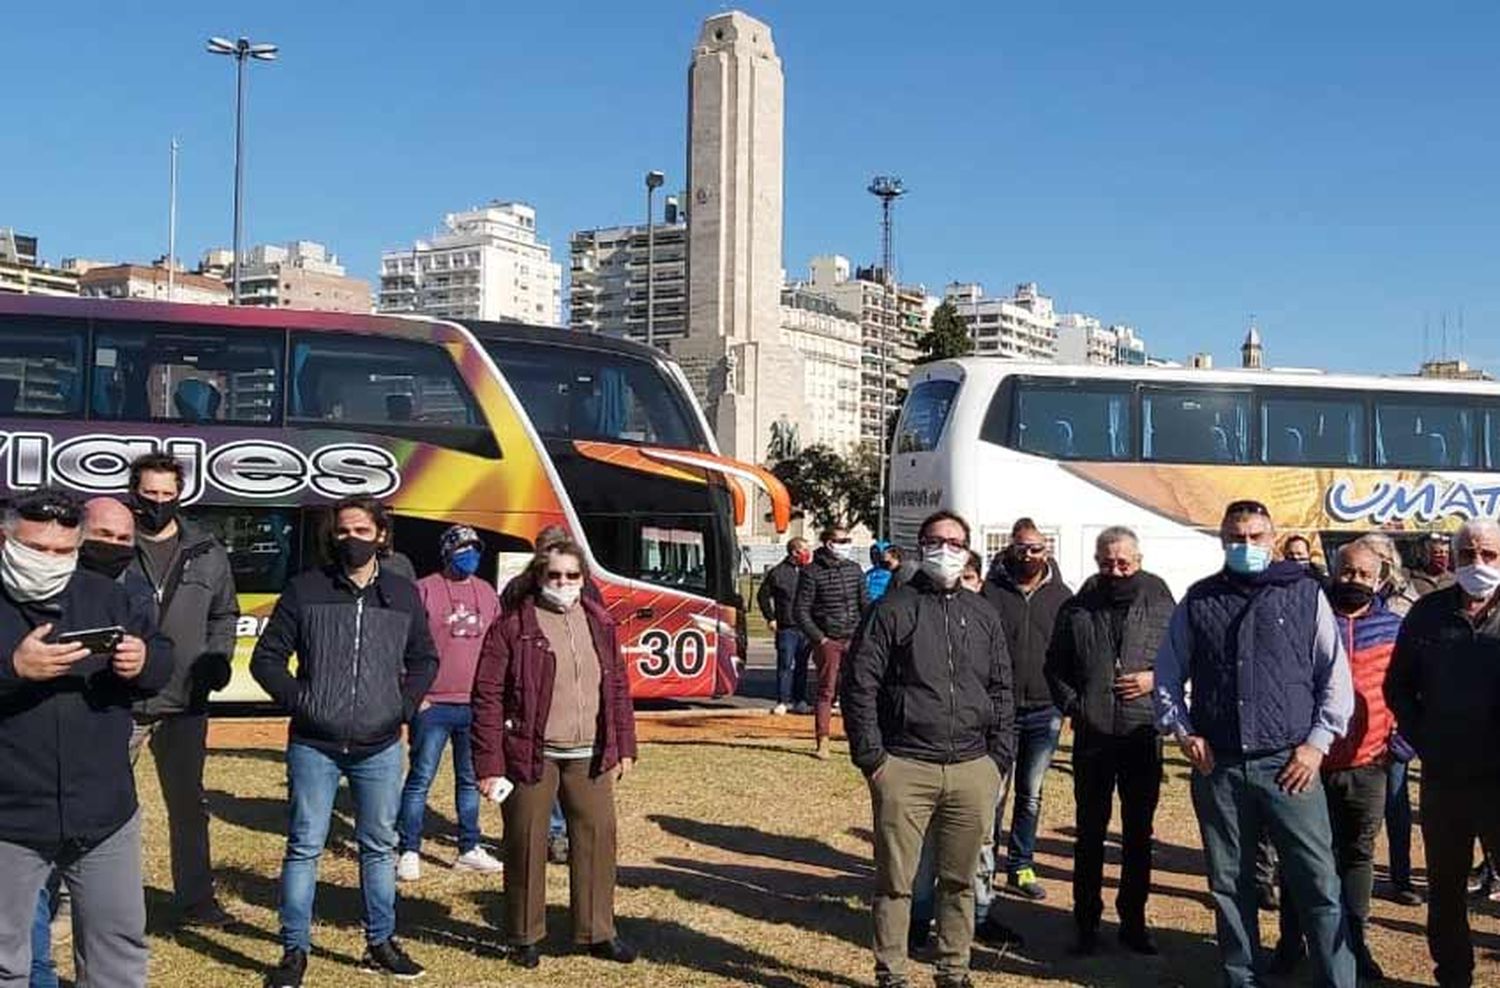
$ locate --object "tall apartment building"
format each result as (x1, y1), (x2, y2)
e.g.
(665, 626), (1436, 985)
(379, 202), (563, 325)
(219, 241), (370, 312)
(569, 218), (687, 341)
(945, 281), (1057, 361)
(778, 287), (862, 452)
(0, 230), (77, 297)
(79, 264), (231, 306)
(1056, 312), (1148, 365)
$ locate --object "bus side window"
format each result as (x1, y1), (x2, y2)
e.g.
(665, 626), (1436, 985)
(0, 318), (85, 417)
(189, 507), (301, 594)
(90, 323), (283, 424)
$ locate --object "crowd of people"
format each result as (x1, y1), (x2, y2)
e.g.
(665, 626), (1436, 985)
(3, 450), (1498, 988)
(761, 504), (1495, 988)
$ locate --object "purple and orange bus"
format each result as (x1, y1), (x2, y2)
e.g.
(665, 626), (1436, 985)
(0, 295), (789, 704)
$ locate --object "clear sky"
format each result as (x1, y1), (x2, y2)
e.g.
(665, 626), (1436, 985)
(6, 1), (1500, 373)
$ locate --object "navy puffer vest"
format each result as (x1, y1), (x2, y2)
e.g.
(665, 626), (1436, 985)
(1184, 567), (1321, 756)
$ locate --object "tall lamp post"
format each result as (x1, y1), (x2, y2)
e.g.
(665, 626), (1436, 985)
(207, 35), (278, 305)
(645, 170), (665, 348)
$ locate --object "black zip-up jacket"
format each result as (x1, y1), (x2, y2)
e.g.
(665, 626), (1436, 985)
(841, 573), (1015, 776)
(0, 571), (173, 847)
(131, 519), (239, 717)
(251, 564), (439, 757)
(1045, 572), (1174, 738)
(984, 567), (1073, 710)
(1386, 585), (1500, 785)
(794, 548), (869, 644)
(756, 558), (804, 628)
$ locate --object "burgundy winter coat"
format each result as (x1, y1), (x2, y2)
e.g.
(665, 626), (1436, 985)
(471, 595), (638, 784)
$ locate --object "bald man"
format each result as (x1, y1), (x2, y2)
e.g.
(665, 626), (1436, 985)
(80, 496), (138, 579)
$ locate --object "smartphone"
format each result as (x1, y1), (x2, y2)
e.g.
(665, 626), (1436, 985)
(55, 625), (126, 654)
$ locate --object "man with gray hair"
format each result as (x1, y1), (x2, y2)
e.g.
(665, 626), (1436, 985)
(1387, 518), (1500, 988)
(1045, 525), (1175, 955)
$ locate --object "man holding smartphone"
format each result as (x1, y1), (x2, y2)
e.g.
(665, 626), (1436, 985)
(0, 486), (172, 986)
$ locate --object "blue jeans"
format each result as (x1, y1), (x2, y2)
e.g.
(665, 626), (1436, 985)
(1191, 750), (1355, 988)
(1003, 705), (1061, 876)
(280, 740), (403, 951)
(549, 799), (567, 841)
(397, 703), (481, 855)
(774, 628), (810, 706)
(1384, 757), (1412, 889)
(30, 873), (60, 988)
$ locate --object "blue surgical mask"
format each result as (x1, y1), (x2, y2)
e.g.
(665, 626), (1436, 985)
(449, 547), (481, 577)
(1224, 542), (1271, 575)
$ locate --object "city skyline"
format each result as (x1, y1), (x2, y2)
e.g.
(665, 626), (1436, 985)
(6, 2), (1500, 372)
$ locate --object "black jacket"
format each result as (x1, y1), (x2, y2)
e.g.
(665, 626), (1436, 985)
(984, 567), (1073, 710)
(0, 571), (172, 847)
(756, 558), (803, 628)
(251, 564), (439, 757)
(1045, 572), (1174, 738)
(131, 519), (239, 717)
(794, 548), (869, 643)
(841, 574), (1015, 776)
(1386, 585), (1500, 785)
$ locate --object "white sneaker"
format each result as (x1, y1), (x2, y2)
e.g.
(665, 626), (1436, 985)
(453, 847), (504, 874)
(771, 703), (788, 715)
(397, 851), (421, 882)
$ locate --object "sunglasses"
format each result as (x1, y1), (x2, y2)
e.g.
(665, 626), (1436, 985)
(827, 537), (852, 545)
(1225, 499), (1271, 519)
(546, 570), (584, 582)
(14, 499), (81, 528)
(1012, 542), (1047, 556)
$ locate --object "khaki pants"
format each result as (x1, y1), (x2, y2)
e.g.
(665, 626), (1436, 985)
(503, 758), (617, 946)
(129, 714), (214, 911)
(870, 754), (1002, 983)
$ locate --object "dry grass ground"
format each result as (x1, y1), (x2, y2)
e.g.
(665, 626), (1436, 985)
(47, 719), (1500, 986)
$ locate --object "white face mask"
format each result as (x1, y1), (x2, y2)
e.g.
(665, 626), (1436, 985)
(540, 583), (582, 610)
(1456, 563), (1500, 600)
(920, 544), (968, 589)
(827, 541), (857, 563)
(1, 537), (78, 603)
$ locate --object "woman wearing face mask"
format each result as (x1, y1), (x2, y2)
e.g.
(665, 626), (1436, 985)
(472, 540), (639, 971)
(396, 526), (504, 883)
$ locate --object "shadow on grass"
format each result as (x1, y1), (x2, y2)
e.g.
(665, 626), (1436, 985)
(648, 814), (872, 876)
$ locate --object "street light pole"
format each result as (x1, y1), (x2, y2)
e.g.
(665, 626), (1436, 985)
(207, 36), (278, 305)
(167, 138), (178, 301)
(645, 170), (665, 348)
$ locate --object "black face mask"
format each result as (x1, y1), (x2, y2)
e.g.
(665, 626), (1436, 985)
(1329, 581), (1376, 615)
(335, 536), (380, 571)
(132, 495), (180, 535)
(1100, 571), (1141, 603)
(79, 539), (136, 580)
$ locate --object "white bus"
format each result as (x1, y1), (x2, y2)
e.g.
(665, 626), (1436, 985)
(889, 358), (1500, 596)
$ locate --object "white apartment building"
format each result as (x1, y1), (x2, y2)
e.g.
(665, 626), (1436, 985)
(0, 230), (77, 297)
(379, 202), (562, 325)
(1056, 312), (1149, 366)
(210, 241), (369, 312)
(79, 264), (230, 306)
(569, 219), (686, 342)
(945, 281), (1058, 361)
(778, 287), (862, 452)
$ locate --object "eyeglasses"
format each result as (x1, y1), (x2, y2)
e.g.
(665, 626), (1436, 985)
(1224, 499), (1271, 519)
(918, 536), (968, 551)
(546, 570), (584, 582)
(14, 498), (81, 528)
(1012, 542), (1047, 556)
(827, 537), (852, 545)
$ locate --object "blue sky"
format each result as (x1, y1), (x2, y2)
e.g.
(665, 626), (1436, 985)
(6, 1), (1500, 373)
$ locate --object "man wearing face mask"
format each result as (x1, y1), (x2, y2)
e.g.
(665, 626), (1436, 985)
(251, 497), (439, 987)
(1044, 526), (1175, 956)
(842, 510), (1014, 988)
(1386, 518), (1500, 988)
(1409, 531), (1455, 598)
(1271, 537), (1399, 982)
(0, 487), (171, 987)
(1153, 499), (1355, 988)
(121, 452), (239, 929)
(396, 526), (503, 883)
(758, 537), (814, 715)
(793, 524), (869, 759)
(982, 517), (1072, 903)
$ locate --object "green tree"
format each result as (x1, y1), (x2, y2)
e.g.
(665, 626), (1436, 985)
(916, 300), (974, 364)
(842, 443), (883, 534)
(769, 443), (850, 529)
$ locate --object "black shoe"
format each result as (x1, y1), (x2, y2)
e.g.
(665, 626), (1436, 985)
(265, 948), (307, 988)
(510, 943), (540, 969)
(360, 939), (425, 980)
(584, 938), (637, 963)
(1391, 885), (1424, 907)
(906, 928), (933, 957)
(1356, 949), (1385, 981)
(547, 834), (570, 865)
(179, 898), (235, 929)
(1119, 926), (1159, 956)
(934, 976), (975, 988)
(1257, 883), (1279, 912)
(1268, 939), (1305, 976)
(1070, 927), (1099, 956)
(975, 917), (1024, 947)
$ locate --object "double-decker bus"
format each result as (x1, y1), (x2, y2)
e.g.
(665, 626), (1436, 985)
(0, 296), (788, 703)
(890, 358), (1500, 595)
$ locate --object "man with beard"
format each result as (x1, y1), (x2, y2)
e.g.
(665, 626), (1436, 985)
(1045, 526), (1174, 955)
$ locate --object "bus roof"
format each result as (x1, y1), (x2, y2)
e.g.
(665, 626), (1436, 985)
(921, 357), (1500, 399)
(461, 318), (672, 363)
